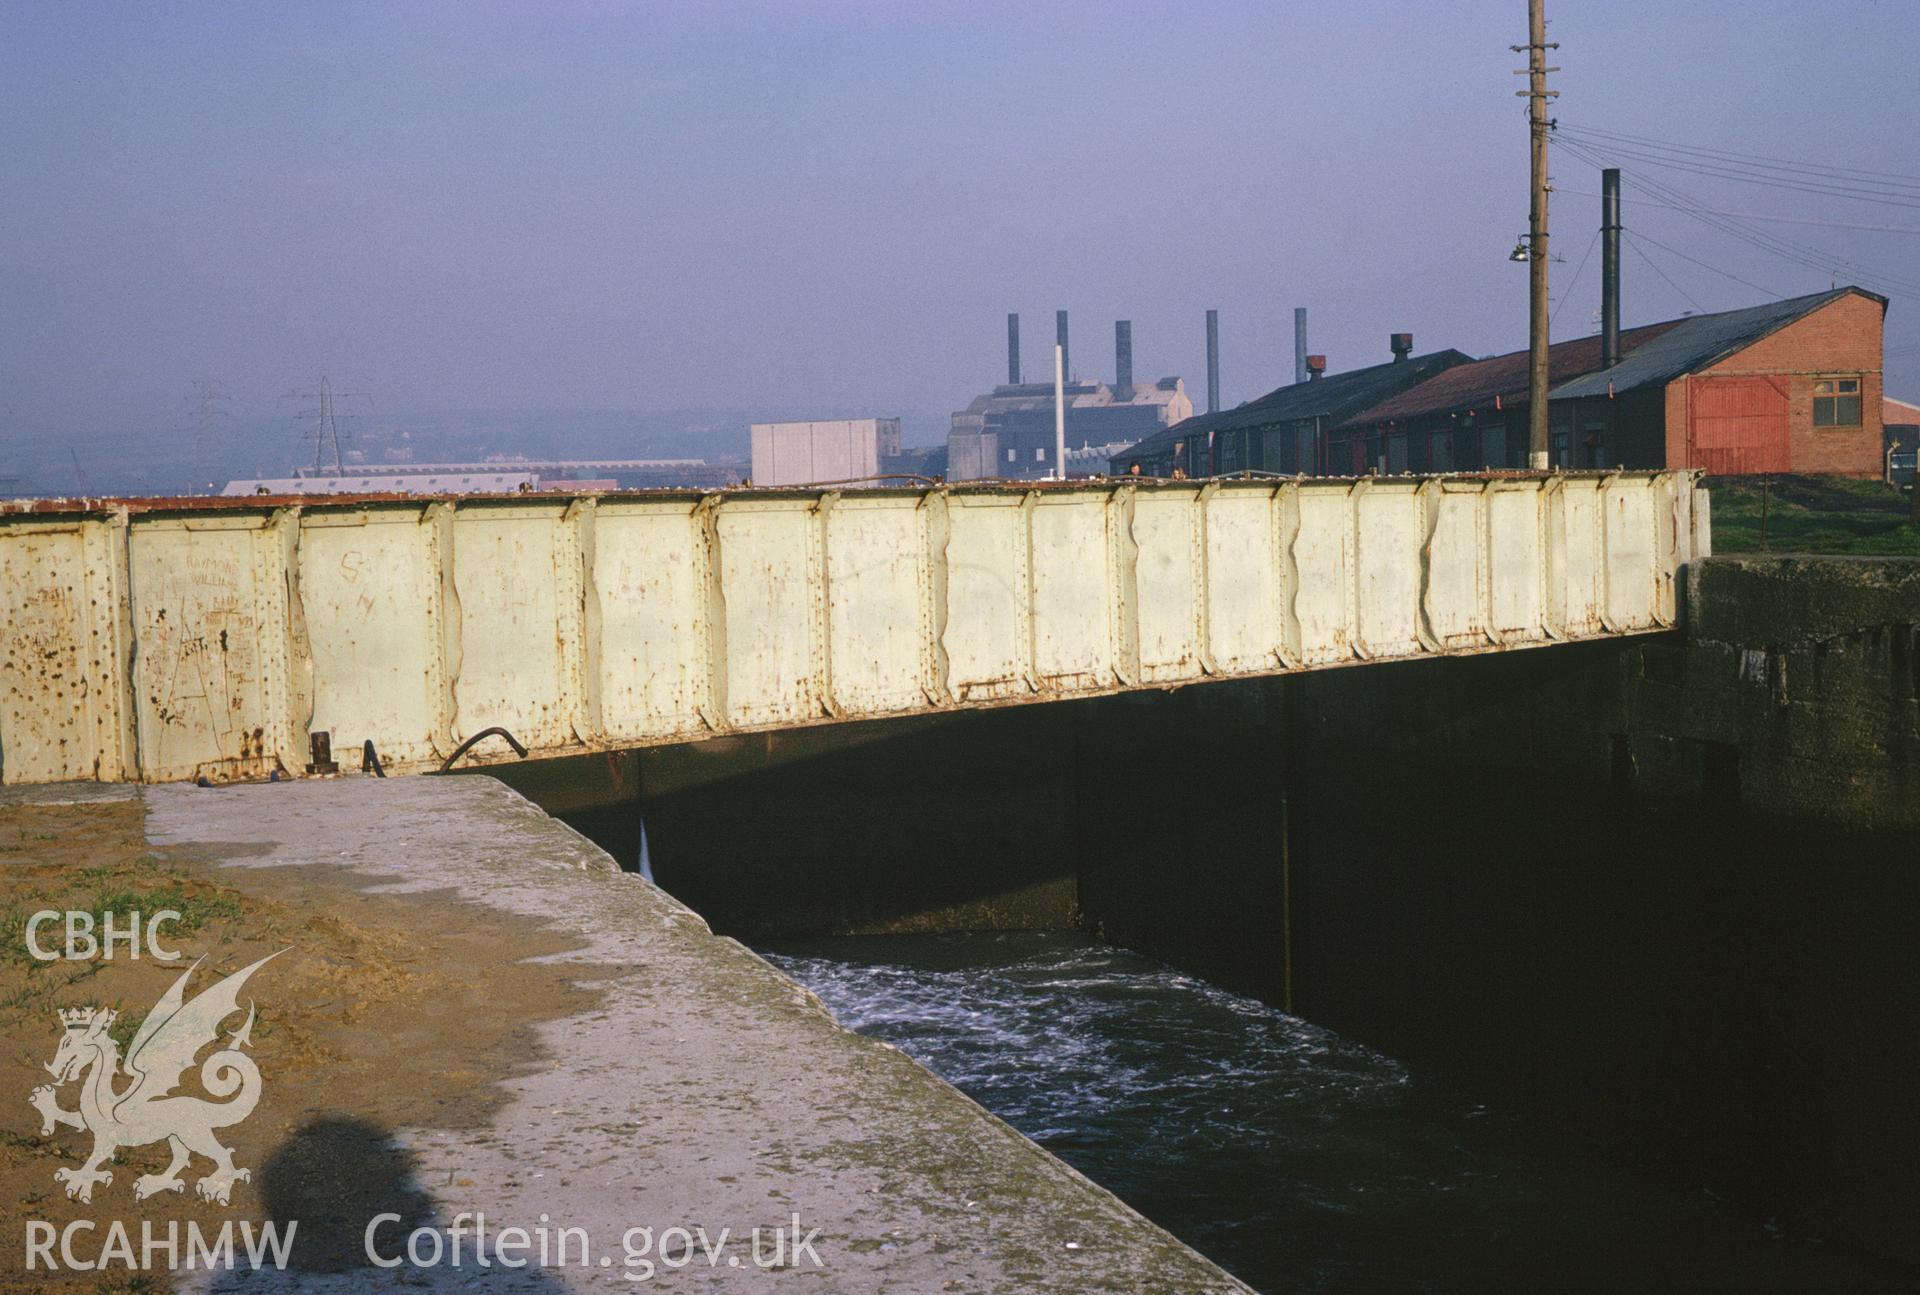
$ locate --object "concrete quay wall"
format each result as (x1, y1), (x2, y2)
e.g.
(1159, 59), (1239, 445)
(0, 776), (1249, 1292)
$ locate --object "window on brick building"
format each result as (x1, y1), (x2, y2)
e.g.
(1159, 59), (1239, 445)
(1813, 377), (1862, 427)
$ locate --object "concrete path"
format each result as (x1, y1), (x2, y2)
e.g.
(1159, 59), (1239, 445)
(58, 776), (1246, 1292)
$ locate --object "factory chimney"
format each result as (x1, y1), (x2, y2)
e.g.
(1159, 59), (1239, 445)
(1390, 333), (1413, 363)
(1294, 308), (1309, 385)
(1305, 354), (1326, 382)
(1007, 313), (1021, 386)
(1205, 309), (1220, 414)
(1115, 321), (1134, 403)
(1602, 168), (1623, 370)
(1056, 310), (1071, 383)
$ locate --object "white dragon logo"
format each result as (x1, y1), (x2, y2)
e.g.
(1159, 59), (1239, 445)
(29, 950), (283, 1206)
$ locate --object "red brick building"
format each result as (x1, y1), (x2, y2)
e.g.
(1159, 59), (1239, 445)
(1335, 287), (1887, 477)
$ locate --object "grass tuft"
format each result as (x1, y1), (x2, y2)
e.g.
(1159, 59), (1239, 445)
(1707, 475), (1920, 556)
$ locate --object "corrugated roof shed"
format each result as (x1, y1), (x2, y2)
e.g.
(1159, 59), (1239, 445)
(1117, 350), (1473, 461)
(1113, 409), (1226, 461)
(1347, 321), (1687, 427)
(1549, 288), (1880, 400)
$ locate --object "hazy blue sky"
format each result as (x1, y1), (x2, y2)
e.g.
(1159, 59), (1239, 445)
(5, 0), (1917, 449)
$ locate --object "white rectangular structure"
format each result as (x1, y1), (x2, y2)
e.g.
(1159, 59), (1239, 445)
(749, 418), (902, 487)
(0, 472), (1708, 786)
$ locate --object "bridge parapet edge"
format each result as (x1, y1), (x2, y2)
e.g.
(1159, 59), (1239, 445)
(0, 471), (1705, 785)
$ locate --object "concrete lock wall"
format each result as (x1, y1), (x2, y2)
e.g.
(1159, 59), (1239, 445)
(1273, 556), (1919, 1267)
(1648, 554), (1920, 829)
(582, 553), (1914, 1265)
(0, 471), (1704, 786)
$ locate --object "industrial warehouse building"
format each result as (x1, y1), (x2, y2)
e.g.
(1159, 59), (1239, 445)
(1115, 286), (1888, 479)
(256, 458), (743, 492)
(749, 417), (902, 487)
(1109, 336), (1470, 478)
(949, 378), (1191, 481)
(222, 472), (541, 495)
(1373, 286), (1885, 476)
(1330, 321), (1686, 475)
(949, 312), (1193, 481)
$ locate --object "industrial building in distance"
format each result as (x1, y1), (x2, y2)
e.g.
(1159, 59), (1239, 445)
(224, 471), (547, 495)
(1111, 335), (1468, 478)
(223, 458), (745, 496)
(948, 311), (1192, 481)
(749, 417), (902, 487)
(1114, 287), (1891, 480)
(220, 275), (1902, 497)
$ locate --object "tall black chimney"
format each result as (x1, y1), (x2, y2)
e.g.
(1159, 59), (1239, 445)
(1602, 168), (1622, 370)
(1114, 320), (1133, 402)
(1007, 313), (1021, 386)
(1056, 310), (1070, 383)
(1205, 309), (1220, 414)
(1294, 308), (1308, 384)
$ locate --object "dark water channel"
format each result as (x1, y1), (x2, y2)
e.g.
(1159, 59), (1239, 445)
(757, 930), (1903, 1294)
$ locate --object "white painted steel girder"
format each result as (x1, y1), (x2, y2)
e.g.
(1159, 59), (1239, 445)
(0, 472), (1709, 785)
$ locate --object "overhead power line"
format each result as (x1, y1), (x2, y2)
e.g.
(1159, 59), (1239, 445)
(1556, 135), (1920, 211)
(1560, 122), (1920, 188)
(1554, 189), (1920, 235)
(1626, 230), (1782, 299)
(1624, 235), (1707, 315)
(1551, 228), (1601, 328)
(1556, 135), (1920, 299)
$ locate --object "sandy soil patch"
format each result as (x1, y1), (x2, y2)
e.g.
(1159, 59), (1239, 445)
(0, 795), (616, 1291)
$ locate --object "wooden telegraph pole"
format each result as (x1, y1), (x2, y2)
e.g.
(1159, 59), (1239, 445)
(1517, 0), (1558, 469)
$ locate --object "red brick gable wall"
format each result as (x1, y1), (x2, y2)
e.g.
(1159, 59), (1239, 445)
(1676, 293), (1885, 476)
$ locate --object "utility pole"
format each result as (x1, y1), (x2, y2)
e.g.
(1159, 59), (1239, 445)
(1053, 344), (1067, 481)
(1516, 0), (1558, 470)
